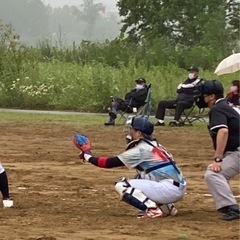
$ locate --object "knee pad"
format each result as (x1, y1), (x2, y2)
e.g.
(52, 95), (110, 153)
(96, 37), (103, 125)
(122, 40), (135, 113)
(115, 177), (131, 198)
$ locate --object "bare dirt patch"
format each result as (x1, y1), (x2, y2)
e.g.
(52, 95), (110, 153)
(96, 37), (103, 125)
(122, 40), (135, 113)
(0, 122), (239, 240)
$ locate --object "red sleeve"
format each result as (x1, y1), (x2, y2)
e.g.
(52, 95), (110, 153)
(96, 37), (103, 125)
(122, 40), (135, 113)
(98, 157), (108, 168)
(88, 156), (124, 168)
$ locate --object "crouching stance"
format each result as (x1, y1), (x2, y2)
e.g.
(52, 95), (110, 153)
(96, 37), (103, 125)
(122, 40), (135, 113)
(73, 115), (186, 218)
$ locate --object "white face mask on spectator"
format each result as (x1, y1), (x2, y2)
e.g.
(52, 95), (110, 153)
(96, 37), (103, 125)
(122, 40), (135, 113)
(188, 73), (195, 79)
(135, 84), (145, 90)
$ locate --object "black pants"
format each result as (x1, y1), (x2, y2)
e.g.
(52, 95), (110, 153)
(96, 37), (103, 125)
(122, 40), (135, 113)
(155, 99), (193, 121)
(0, 171), (10, 199)
(112, 98), (134, 113)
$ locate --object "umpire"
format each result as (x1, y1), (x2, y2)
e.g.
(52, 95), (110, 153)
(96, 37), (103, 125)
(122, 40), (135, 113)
(198, 80), (240, 221)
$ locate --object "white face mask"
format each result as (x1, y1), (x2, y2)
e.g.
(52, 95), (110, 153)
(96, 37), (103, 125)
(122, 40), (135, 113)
(135, 84), (144, 90)
(230, 85), (238, 93)
(188, 73), (195, 79)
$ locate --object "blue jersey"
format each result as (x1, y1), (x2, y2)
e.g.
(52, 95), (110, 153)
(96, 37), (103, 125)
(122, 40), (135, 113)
(117, 140), (185, 184)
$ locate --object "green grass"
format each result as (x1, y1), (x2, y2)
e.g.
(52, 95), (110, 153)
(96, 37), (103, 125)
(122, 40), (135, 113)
(0, 111), (107, 125)
(0, 110), (208, 133)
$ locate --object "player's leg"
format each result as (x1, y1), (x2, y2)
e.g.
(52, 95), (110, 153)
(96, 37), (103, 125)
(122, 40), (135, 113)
(174, 100), (193, 122)
(0, 163), (13, 208)
(115, 177), (185, 218)
(128, 178), (185, 217)
(129, 178), (186, 204)
(204, 150), (239, 220)
(115, 177), (162, 218)
(155, 100), (177, 126)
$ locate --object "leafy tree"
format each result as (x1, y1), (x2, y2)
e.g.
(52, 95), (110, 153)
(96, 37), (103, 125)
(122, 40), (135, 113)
(0, 0), (49, 42)
(71, 0), (120, 41)
(72, 0), (104, 39)
(116, 0), (239, 48)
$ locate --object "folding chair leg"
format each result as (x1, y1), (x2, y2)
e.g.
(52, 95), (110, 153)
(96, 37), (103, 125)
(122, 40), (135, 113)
(180, 109), (194, 126)
(116, 111), (128, 125)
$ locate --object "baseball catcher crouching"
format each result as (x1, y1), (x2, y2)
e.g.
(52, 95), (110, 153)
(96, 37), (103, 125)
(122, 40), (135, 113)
(72, 115), (186, 218)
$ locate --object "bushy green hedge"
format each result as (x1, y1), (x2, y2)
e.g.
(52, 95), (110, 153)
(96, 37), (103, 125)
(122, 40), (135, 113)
(0, 39), (238, 112)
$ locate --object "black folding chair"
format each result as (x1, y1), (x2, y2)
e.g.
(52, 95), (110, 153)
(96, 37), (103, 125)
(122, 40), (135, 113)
(136, 83), (152, 117)
(179, 98), (207, 126)
(116, 99), (134, 124)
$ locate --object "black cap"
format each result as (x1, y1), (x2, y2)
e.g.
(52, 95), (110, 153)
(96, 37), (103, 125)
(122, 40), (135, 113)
(187, 66), (199, 72)
(135, 77), (146, 84)
(200, 80), (224, 95)
(131, 115), (154, 135)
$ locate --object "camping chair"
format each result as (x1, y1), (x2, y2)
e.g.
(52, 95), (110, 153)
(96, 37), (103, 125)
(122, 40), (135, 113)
(136, 83), (152, 117)
(178, 80), (208, 126)
(116, 84), (152, 124)
(179, 97), (207, 126)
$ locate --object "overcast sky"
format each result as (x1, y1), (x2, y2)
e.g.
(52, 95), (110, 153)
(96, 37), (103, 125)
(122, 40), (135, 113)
(41, 0), (118, 11)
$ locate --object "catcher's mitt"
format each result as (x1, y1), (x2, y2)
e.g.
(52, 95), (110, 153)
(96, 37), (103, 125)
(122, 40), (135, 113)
(72, 134), (92, 153)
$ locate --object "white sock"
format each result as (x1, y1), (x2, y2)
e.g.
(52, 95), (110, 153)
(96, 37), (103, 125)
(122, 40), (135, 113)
(158, 120), (164, 124)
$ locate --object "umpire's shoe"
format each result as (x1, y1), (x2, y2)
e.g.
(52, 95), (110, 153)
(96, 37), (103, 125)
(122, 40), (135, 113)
(219, 205), (240, 221)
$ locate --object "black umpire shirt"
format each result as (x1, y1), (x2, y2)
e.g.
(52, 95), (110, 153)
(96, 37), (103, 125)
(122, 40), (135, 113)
(208, 98), (240, 152)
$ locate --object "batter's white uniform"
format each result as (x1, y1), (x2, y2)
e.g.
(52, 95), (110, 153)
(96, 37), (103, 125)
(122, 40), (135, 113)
(117, 140), (186, 204)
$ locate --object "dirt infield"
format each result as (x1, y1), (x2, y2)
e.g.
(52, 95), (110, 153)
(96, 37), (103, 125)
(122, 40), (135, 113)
(0, 122), (239, 240)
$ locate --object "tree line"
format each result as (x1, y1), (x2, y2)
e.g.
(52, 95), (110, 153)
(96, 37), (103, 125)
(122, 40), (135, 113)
(0, 0), (239, 71)
(0, 0), (121, 45)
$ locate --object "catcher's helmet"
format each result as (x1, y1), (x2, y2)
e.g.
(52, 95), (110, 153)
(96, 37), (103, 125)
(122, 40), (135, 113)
(199, 80), (224, 95)
(131, 115), (154, 135)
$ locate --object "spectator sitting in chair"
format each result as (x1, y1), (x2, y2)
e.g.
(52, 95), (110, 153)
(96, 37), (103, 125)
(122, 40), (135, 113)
(154, 66), (202, 127)
(226, 80), (240, 107)
(104, 78), (148, 126)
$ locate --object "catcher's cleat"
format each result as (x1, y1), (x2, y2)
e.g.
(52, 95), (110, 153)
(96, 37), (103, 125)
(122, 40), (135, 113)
(137, 204), (178, 217)
(3, 199), (14, 208)
(169, 205), (178, 216)
(137, 210), (146, 218)
(137, 207), (163, 219)
(170, 207), (178, 216)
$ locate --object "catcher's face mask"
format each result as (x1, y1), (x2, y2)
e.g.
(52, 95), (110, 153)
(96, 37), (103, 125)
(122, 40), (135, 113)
(123, 117), (135, 143)
(123, 117), (140, 142)
(124, 116), (145, 142)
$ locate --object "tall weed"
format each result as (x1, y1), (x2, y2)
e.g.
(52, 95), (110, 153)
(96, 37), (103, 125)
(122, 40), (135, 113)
(0, 32), (238, 112)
